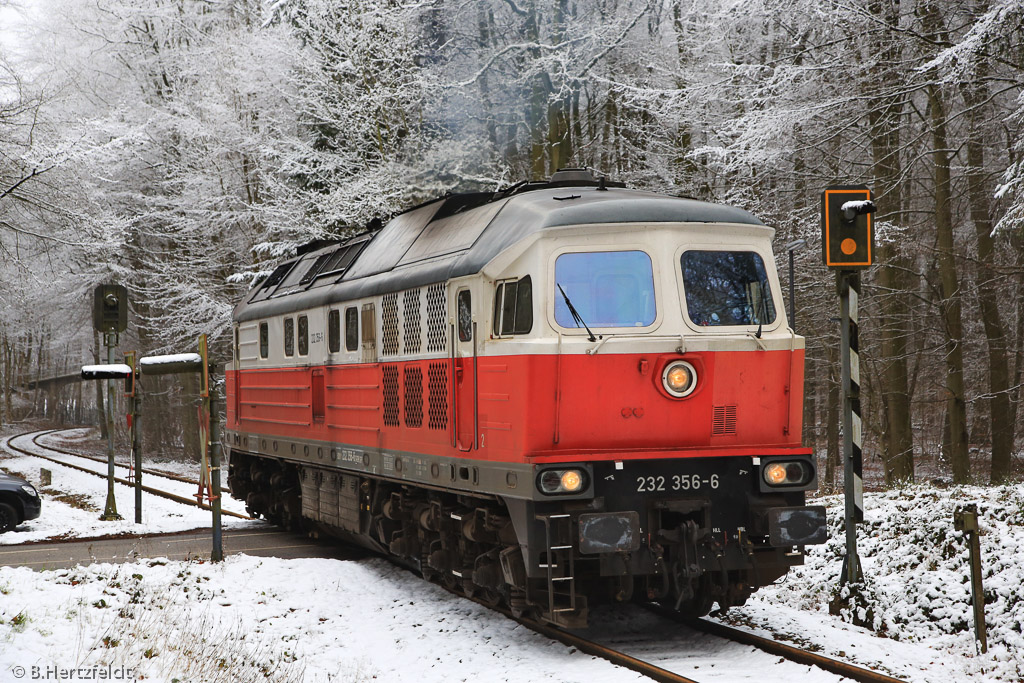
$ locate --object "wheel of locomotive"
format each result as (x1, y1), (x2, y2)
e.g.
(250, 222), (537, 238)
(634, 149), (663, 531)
(672, 575), (715, 618)
(0, 502), (19, 533)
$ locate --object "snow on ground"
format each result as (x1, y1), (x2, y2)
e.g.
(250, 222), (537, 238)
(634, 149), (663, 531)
(722, 483), (1024, 682)
(0, 555), (651, 683)
(2, 424), (1021, 682)
(0, 430), (258, 544)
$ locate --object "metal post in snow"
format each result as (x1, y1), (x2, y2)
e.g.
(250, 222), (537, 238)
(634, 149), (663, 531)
(199, 334), (223, 562)
(209, 375), (224, 563)
(125, 351), (142, 524)
(100, 332), (122, 521)
(838, 270), (864, 584)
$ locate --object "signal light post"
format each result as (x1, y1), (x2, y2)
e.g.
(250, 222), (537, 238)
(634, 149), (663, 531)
(821, 186), (875, 586)
(92, 284), (128, 521)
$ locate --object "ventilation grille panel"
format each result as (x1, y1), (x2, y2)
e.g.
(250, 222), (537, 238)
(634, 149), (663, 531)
(426, 283), (447, 352)
(428, 361), (449, 430)
(712, 405), (737, 436)
(382, 364), (400, 426)
(404, 366), (423, 428)
(381, 292), (400, 356)
(403, 288), (422, 354)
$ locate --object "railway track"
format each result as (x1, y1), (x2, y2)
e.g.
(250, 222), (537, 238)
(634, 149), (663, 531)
(2, 429), (250, 520)
(515, 606), (905, 683)
(30, 428), (231, 494)
(444, 570), (904, 683)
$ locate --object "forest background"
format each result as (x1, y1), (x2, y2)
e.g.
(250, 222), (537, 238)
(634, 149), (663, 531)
(0, 0), (1022, 488)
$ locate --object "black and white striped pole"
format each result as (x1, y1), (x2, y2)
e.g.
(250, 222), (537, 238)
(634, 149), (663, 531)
(822, 186), (875, 585)
(838, 271), (864, 583)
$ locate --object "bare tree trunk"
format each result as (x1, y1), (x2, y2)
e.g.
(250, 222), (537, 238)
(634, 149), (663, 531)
(961, 73), (1014, 482)
(927, 80), (970, 483)
(867, 21), (914, 483)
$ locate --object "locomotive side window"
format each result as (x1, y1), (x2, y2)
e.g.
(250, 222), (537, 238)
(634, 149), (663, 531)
(681, 251), (776, 326)
(259, 322), (268, 359)
(345, 307), (359, 351)
(457, 290), (472, 342)
(328, 309), (341, 353)
(284, 317), (294, 357)
(298, 315), (309, 356)
(554, 251), (655, 328)
(492, 276), (533, 336)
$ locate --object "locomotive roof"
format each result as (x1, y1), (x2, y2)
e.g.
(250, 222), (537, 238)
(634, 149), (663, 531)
(234, 185), (765, 322)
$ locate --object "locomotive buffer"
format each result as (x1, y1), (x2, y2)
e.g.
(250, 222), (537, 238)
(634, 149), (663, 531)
(821, 185), (875, 585)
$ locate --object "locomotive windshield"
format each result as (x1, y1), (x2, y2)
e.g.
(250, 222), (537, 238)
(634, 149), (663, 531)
(681, 250), (776, 326)
(554, 251), (656, 328)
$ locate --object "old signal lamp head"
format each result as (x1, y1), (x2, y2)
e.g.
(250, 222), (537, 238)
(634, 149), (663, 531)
(821, 185), (876, 269)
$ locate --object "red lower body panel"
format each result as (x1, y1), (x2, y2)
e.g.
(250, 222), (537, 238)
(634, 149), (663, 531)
(227, 349), (806, 464)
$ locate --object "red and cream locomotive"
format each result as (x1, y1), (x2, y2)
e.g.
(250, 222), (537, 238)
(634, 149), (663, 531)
(225, 169), (826, 626)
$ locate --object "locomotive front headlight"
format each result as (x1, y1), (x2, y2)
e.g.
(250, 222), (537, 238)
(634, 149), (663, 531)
(560, 470), (583, 492)
(763, 461), (811, 487)
(764, 463), (788, 485)
(662, 360), (697, 398)
(537, 468), (587, 495)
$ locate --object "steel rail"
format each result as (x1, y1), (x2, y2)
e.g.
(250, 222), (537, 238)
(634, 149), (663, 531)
(30, 428), (232, 494)
(2, 430), (251, 520)
(644, 603), (905, 683)
(451, 590), (701, 683)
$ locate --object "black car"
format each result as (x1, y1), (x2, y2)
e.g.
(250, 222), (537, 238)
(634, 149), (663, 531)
(0, 473), (41, 533)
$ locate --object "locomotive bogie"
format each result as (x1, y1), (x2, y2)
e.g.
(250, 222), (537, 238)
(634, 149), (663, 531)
(225, 175), (827, 625)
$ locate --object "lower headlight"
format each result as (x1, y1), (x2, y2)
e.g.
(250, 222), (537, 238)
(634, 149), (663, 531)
(538, 468), (587, 494)
(21, 484), (37, 497)
(762, 461), (811, 487)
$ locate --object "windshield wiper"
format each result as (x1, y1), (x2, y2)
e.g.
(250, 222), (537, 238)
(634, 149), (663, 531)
(557, 284), (597, 342)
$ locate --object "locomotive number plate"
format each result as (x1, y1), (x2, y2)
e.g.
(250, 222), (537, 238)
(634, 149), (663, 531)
(635, 473), (720, 493)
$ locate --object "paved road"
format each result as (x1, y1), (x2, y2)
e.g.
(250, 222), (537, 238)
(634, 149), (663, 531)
(0, 527), (367, 570)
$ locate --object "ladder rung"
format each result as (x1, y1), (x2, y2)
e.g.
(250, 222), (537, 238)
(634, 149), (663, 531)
(551, 577), (573, 582)
(552, 608), (576, 613)
(537, 563), (558, 568)
(548, 514), (571, 519)
(550, 545), (572, 550)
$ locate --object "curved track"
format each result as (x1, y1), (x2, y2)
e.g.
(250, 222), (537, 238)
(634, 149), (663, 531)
(2, 429), (250, 520)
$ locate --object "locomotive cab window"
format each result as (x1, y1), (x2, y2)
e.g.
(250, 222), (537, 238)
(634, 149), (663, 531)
(492, 276), (533, 336)
(457, 290), (472, 342)
(259, 322), (269, 359)
(284, 317), (294, 357)
(554, 251), (656, 329)
(345, 307), (359, 351)
(681, 251), (776, 327)
(328, 309), (341, 353)
(298, 315), (309, 356)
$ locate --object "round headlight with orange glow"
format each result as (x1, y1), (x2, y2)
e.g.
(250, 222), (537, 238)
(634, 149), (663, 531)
(662, 360), (697, 398)
(763, 463), (788, 485)
(560, 470), (583, 492)
(762, 460), (811, 487)
(537, 468), (588, 495)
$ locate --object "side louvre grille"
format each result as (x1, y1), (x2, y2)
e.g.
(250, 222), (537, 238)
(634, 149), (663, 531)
(712, 405), (737, 436)
(382, 364), (400, 426)
(427, 361), (448, 430)
(403, 288), (422, 354)
(426, 283), (447, 353)
(404, 366), (423, 428)
(382, 292), (400, 356)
